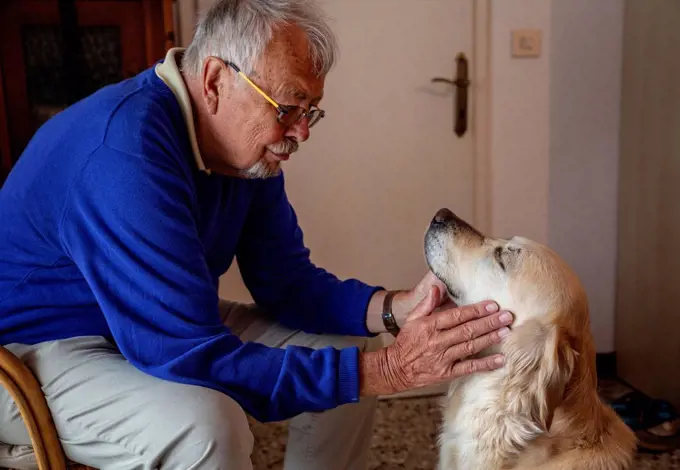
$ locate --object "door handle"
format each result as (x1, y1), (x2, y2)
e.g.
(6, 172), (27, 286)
(431, 53), (470, 137)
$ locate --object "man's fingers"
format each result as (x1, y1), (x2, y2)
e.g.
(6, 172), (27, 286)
(433, 301), (504, 331)
(449, 354), (505, 378)
(407, 285), (441, 321)
(432, 297), (458, 314)
(436, 311), (513, 348)
(423, 272), (448, 308)
(443, 327), (509, 363)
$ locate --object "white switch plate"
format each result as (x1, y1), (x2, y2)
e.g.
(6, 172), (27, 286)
(511, 29), (542, 58)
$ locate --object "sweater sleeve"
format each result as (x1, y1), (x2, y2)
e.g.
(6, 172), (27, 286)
(58, 145), (361, 422)
(236, 173), (383, 337)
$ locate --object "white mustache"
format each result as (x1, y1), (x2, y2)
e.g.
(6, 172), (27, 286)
(267, 139), (298, 155)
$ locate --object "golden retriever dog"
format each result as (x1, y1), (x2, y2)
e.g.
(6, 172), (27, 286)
(424, 208), (637, 470)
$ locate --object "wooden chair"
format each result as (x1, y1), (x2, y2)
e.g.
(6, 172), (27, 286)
(0, 345), (94, 470)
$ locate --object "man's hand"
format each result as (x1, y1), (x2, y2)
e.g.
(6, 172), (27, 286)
(359, 285), (512, 396)
(365, 270), (455, 334)
(391, 271), (450, 325)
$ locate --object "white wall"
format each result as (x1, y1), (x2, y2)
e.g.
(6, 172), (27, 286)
(548, 0), (623, 353)
(489, 0), (623, 352)
(176, 0), (198, 48)
(490, 0), (552, 244)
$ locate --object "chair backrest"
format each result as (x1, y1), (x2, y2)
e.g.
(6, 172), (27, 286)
(0, 345), (67, 470)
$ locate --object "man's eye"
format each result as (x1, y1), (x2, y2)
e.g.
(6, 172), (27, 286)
(280, 105), (306, 118)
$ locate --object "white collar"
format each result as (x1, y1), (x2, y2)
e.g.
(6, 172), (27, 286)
(155, 47), (210, 174)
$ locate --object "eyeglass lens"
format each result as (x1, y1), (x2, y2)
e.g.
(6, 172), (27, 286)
(279, 108), (323, 128)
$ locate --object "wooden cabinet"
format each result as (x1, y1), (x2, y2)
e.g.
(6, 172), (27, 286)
(0, 0), (174, 182)
(0, 65), (11, 181)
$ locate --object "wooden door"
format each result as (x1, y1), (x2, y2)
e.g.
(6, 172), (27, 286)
(615, 0), (680, 406)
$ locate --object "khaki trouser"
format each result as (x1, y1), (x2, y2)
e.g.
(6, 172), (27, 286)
(0, 300), (378, 469)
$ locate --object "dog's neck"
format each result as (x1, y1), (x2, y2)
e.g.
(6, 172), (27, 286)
(437, 341), (635, 470)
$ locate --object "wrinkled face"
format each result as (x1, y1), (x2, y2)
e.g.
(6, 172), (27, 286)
(201, 24), (325, 178)
(424, 208), (584, 327)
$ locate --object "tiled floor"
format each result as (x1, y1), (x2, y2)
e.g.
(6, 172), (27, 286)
(5, 379), (676, 470)
(249, 379), (680, 470)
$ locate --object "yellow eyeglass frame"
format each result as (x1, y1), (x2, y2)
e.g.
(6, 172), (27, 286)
(224, 61), (325, 128)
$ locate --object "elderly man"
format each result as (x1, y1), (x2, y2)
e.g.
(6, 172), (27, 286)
(0, 0), (512, 468)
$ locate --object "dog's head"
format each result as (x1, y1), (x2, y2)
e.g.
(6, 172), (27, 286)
(424, 208), (587, 327)
(424, 208), (593, 447)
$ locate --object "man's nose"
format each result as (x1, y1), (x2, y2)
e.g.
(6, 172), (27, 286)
(285, 117), (310, 142)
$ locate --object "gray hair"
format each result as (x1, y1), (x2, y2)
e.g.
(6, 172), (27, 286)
(182, 0), (338, 78)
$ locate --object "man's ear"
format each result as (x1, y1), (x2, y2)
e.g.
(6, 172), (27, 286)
(201, 57), (227, 115)
(496, 319), (577, 457)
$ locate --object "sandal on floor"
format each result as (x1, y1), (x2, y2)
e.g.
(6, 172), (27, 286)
(610, 391), (680, 453)
(635, 420), (680, 454)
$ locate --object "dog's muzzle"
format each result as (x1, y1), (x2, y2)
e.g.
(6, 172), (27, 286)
(429, 207), (484, 239)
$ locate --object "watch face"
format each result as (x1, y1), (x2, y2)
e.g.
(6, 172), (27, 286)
(382, 312), (400, 336)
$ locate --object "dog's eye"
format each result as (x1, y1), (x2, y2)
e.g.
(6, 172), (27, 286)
(494, 246), (506, 270)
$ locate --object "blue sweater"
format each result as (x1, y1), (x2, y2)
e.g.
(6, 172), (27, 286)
(0, 64), (381, 422)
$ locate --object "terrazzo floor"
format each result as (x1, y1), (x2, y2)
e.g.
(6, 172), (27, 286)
(248, 379), (680, 470)
(5, 380), (677, 470)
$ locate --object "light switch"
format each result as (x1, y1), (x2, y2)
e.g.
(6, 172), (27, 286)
(511, 29), (542, 58)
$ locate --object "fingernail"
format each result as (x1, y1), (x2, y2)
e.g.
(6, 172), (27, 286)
(498, 327), (510, 338)
(485, 303), (499, 313)
(494, 356), (505, 365)
(499, 311), (513, 323)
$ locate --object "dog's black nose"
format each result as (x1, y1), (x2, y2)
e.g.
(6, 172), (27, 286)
(432, 208), (455, 226)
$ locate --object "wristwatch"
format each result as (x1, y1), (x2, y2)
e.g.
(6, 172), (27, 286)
(381, 290), (401, 337)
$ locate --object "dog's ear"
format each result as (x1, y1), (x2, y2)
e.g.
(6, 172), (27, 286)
(496, 319), (577, 455)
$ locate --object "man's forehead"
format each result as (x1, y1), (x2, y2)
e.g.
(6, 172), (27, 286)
(257, 24), (325, 100)
(255, 56), (325, 102)
(280, 79), (324, 102)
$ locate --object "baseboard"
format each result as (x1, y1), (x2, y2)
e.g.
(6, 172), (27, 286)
(596, 352), (617, 379)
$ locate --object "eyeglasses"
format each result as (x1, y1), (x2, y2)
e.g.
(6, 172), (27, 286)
(224, 61), (325, 129)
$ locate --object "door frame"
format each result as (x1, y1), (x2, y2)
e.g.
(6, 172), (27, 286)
(472, 0), (492, 234)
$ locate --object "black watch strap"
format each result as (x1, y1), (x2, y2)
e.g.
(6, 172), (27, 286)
(381, 290), (401, 337)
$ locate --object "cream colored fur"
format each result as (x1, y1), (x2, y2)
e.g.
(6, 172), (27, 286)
(423, 209), (637, 470)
